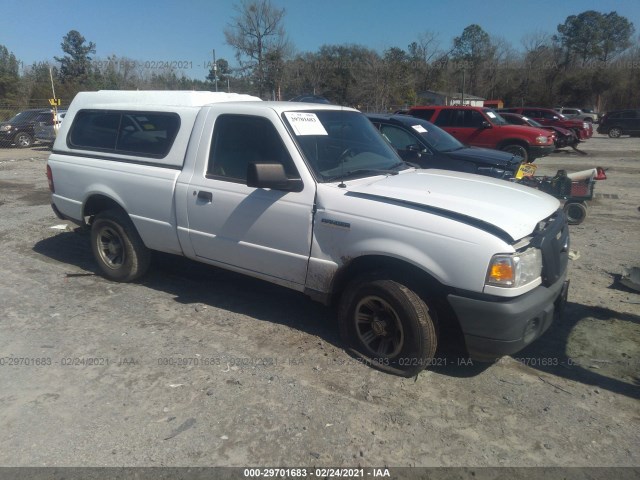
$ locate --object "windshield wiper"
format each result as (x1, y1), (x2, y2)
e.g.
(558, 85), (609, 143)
(440, 146), (464, 153)
(326, 166), (402, 183)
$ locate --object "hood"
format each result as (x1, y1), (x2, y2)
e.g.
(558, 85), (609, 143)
(443, 146), (520, 169)
(346, 170), (559, 241)
(496, 123), (550, 137)
(565, 119), (587, 127)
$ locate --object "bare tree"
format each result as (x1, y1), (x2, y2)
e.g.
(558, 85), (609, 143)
(224, 0), (290, 98)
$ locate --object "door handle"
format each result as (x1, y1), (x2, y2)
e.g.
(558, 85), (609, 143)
(196, 190), (213, 202)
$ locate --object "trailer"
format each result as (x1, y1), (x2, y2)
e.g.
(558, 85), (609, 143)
(519, 169), (601, 225)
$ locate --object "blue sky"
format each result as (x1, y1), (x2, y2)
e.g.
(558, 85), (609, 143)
(2, 0), (639, 80)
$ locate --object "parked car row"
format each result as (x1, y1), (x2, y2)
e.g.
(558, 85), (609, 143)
(498, 113), (579, 150)
(0, 108), (66, 148)
(367, 113), (523, 179)
(406, 105), (555, 163)
(496, 107), (593, 141)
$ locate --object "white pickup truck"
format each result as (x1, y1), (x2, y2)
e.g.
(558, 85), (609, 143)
(47, 90), (570, 376)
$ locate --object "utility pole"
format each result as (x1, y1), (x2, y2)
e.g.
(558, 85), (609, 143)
(212, 49), (218, 92)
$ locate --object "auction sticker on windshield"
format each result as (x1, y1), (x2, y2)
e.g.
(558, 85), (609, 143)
(284, 112), (328, 136)
(412, 125), (428, 133)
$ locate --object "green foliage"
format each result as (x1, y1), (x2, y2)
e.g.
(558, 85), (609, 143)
(451, 24), (497, 95)
(0, 45), (20, 102)
(55, 30), (96, 84)
(555, 10), (635, 65)
(206, 58), (233, 85)
(452, 24), (494, 63)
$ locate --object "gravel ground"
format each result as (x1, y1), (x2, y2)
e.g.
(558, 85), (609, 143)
(0, 138), (638, 470)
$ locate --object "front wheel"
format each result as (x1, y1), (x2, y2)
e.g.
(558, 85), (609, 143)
(91, 209), (151, 282)
(500, 144), (529, 163)
(338, 273), (438, 377)
(14, 132), (33, 148)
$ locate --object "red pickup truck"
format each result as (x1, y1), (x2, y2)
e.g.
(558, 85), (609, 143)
(406, 106), (555, 163)
(497, 107), (593, 140)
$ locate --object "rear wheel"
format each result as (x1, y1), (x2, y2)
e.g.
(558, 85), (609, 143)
(91, 209), (151, 282)
(338, 272), (438, 377)
(608, 127), (622, 138)
(500, 144), (529, 163)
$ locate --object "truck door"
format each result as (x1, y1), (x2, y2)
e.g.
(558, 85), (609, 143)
(184, 113), (315, 287)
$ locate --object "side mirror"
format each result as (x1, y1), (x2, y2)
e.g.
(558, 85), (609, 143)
(481, 121), (492, 129)
(247, 163), (303, 192)
(406, 144), (429, 157)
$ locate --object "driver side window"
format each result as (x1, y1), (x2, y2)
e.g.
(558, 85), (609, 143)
(207, 115), (298, 182)
(379, 124), (417, 150)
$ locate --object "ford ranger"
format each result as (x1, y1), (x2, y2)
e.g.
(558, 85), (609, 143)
(47, 91), (570, 376)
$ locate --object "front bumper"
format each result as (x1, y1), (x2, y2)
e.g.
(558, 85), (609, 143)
(577, 129), (592, 140)
(447, 273), (569, 361)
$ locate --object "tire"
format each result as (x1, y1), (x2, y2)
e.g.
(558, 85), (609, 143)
(564, 202), (587, 225)
(91, 209), (151, 282)
(338, 272), (438, 377)
(14, 132), (33, 148)
(608, 127), (622, 138)
(500, 144), (529, 163)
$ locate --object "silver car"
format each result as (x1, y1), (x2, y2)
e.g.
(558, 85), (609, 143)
(556, 107), (598, 123)
(34, 110), (67, 145)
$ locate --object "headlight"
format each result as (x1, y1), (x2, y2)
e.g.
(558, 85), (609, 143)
(583, 122), (589, 129)
(0, 125), (12, 132)
(535, 135), (548, 144)
(486, 248), (542, 288)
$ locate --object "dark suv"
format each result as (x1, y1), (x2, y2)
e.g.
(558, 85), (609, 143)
(407, 106), (555, 162)
(0, 108), (54, 148)
(597, 109), (640, 138)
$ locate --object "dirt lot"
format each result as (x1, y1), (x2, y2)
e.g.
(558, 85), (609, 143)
(0, 137), (638, 470)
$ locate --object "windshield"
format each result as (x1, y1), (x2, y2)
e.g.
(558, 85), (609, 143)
(408, 120), (464, 152)
(283, 110), (406, 182)
(522, 116), (543, 128)
(483, 108), (508, 125)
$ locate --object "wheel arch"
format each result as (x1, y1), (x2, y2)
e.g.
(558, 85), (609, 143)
(330, 254), (451, 306)
(496, 138), (529, 150)
(83, 193), (128, 224)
